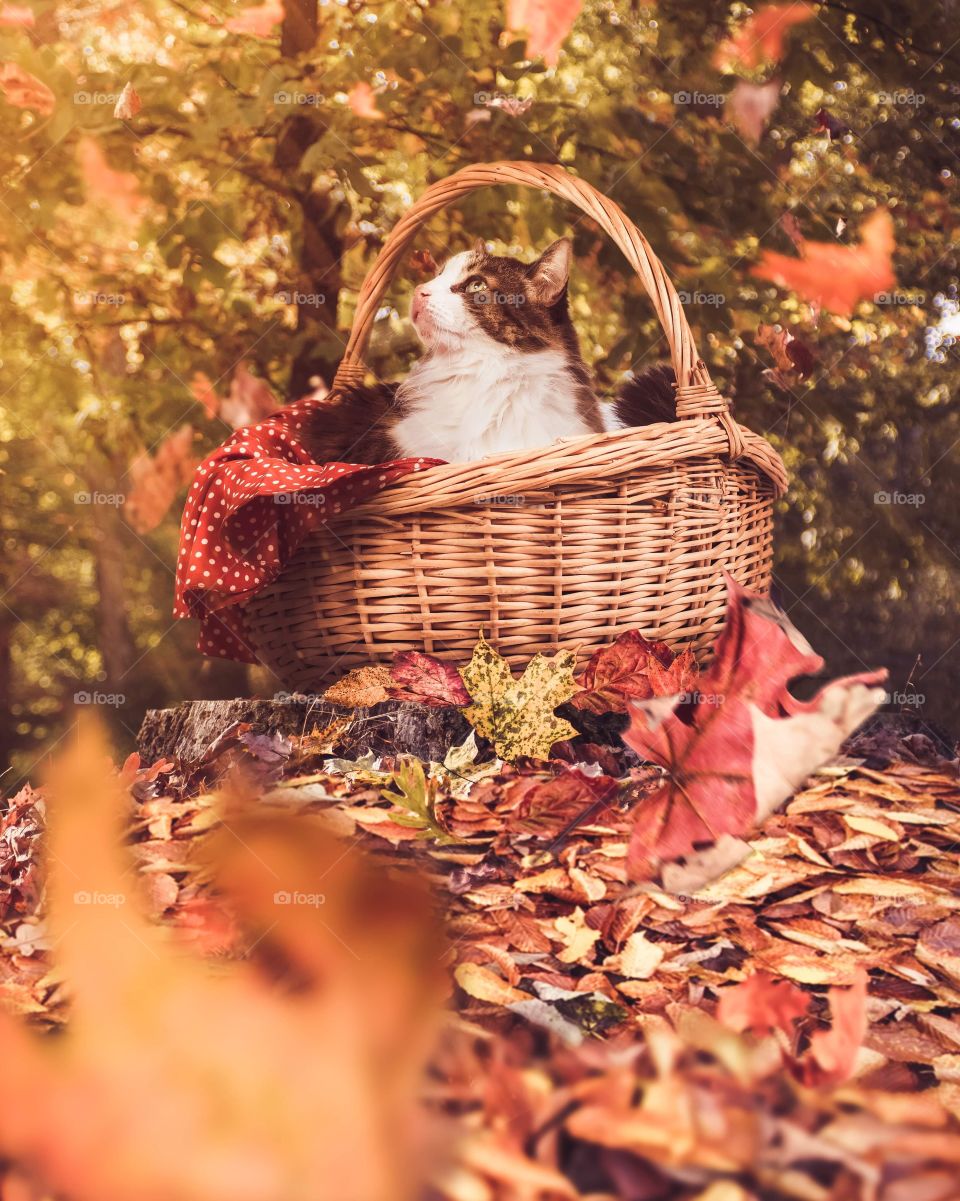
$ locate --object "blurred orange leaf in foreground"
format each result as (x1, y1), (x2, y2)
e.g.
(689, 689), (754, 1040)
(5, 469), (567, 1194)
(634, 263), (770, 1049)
(750, 209), (896, 316)
(0, 720), (445, 1201)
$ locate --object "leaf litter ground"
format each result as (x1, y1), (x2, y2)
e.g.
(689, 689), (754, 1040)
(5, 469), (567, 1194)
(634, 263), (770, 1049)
(2, 720), (960, 1199)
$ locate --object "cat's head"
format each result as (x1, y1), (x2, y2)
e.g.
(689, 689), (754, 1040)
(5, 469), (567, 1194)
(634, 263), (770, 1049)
(410, 238), (577, 355)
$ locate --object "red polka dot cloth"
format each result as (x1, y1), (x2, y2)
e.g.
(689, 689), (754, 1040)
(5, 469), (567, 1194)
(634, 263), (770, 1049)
(173, 395), (442, 663)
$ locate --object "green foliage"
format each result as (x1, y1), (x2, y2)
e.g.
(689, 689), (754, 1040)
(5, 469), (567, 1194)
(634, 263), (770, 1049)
(1, 0), (958, 781)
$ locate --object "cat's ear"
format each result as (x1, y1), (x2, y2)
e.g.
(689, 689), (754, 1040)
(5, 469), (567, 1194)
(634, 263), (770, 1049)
(473, 237), (487, 256)
(528, 238), (572, 305)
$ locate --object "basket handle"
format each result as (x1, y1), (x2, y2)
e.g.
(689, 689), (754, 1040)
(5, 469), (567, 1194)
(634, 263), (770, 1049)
(332, 161), (734, 428)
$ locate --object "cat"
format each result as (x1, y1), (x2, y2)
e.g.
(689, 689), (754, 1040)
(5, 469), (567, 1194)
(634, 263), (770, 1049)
(303, 238), (678, 466)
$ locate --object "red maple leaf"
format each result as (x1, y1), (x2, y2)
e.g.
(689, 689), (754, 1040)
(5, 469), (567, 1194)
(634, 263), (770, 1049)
(623, 578), (887, 880)
(388, 650), (471, 708)
(571, 630), (699, 715)
(751, 210), (896, 316)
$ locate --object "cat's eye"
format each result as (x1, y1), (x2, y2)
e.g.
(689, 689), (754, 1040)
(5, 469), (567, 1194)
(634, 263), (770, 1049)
(464, 276), (487, 293)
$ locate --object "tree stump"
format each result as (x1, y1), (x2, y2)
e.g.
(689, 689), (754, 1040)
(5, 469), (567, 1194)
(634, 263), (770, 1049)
(137, 697), (474, 769)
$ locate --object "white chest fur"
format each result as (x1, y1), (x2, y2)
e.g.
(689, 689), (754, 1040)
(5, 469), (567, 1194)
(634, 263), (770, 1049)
(391, 337), (594, 463)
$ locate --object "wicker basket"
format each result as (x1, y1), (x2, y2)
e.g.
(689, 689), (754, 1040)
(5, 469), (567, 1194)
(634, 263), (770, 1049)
(245, 161), (787, 692)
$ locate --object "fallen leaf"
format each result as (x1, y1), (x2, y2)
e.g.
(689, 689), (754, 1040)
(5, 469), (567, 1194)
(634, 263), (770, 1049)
(459, 634), (577, 761)
(611, 933), (665, 980)
(455, 962), (530, 1006)
(388, 651), (470, 708)
(554, 907), (601, 964)
(751, 209), (896, 316)
(323, 665), (392, 708)
(571, 630), (698, 716)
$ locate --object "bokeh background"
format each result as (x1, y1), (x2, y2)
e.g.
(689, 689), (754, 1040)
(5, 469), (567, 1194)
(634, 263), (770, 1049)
(2, 0), (958, 784)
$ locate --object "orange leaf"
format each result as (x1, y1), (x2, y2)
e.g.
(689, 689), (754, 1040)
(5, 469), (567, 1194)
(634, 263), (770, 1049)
(0, 6), (34, 27)
(571, 630), (698, 716)
(506, 0), (582, 66)
(190, 371), (220, 420)
(715, 3), (815, 71)
(717, 970), (811, 1036)
(76, 136), (146, 227)
(728, 79), (781, 145)
(219, 363), (280, 430)
(124, 425), (196, 534)
(347, 81), (385, 120)
(0, 721), (443, 1201)
(803, 968), (869, 1084)
(0, 63), (54, 115)
(113, 82), (142, 120)
(751, 209), (896, 316)
(223, 0), (283, 36)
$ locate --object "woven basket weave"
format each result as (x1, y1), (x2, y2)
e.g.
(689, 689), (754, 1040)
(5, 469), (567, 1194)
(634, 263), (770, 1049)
(245, 161), (787, 692)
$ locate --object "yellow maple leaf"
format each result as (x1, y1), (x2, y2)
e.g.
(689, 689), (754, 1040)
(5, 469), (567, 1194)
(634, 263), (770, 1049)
(458, 634), (578, 761)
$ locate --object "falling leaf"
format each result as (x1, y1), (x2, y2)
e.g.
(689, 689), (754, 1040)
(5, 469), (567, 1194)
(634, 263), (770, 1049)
(219, 363), (281, 430)
(190, 371), (220, 420)
(506, 0), (582, 66)
(571, 630), (698, 716)
(0, 6), (34, 27)
(751, 209), (896, 316)
(0, 63), (54, 115)
(223, 0), (284, 36)
(459, 634), (577, 761)
(714, 3), (815, 71)
(409, 249), (438, 277)
(816, 107), (854, 139)
(388, 651), (471, 708)
(803, 968), (869, 1084)
(124, 425), (196, 534)
(623, 579), (887, 880)
(347, 82), (385, 121)
(728, 79), (781, 145)
(756, 322), (816, 383)
(717, 970), (811, 1035)
(76, 136), (146, 227)
(483, 95), (534, 118)
(113, 82), (142, 120)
